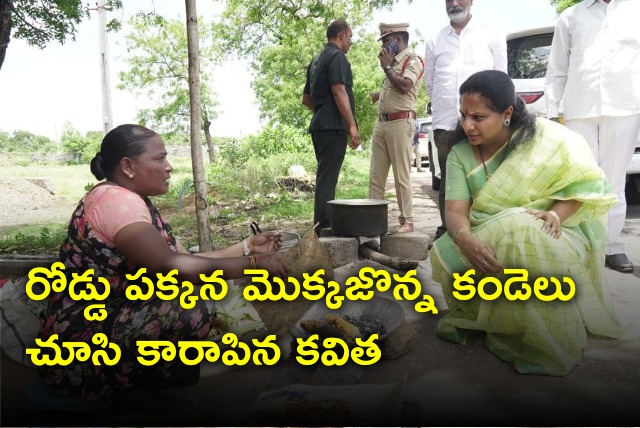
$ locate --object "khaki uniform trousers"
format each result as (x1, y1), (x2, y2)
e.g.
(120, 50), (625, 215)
(369, 118), (415, 224)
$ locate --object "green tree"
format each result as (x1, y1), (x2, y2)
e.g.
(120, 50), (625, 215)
(85, 130), (103, 159)
(216, 0), (422, 145)
(213, 0), (405, 57)
(0, 130), (54, 152)
(118, 14), (219, 162)
(0, 0), (122, 70)
(0, 130), (9, 151)
(251, 27), (426, 146)
(60, 122), (100, 163)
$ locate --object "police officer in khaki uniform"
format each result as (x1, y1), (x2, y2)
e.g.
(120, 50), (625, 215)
(369, 23), (424, 233)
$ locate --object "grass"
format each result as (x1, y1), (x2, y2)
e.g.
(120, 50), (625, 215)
(0, 225), (68, 255)
(0, 153), (95, 201)
(0, 154), (196, 202)
(0, 150), (372, 254)
(0, 151), (376, 254)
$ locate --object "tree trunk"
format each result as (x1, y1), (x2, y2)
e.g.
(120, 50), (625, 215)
(0, 1), (12, 70)
(185, 0), (213, 252)
(203, 117), (215, 163)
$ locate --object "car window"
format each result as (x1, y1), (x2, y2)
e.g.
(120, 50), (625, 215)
(419, 123), (430, 133)
(507, 33), (553, 79)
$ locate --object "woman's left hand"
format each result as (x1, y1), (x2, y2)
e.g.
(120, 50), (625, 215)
(526, 209), (562, 239)
(248, 232), (283, 254)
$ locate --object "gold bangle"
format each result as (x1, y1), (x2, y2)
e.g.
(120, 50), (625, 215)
(248, 255), (257, 269)
(453, 227), (471, 244)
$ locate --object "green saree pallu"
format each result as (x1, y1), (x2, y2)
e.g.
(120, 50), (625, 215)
(430, 118), (627, 376)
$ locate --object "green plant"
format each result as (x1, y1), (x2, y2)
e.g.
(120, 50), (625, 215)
(218, 124), (313, 169)
(0, 146), (372, 255)
(59, 123), (102, 164)
(0, 225), (67, 255)
(174, 178), (194, 209)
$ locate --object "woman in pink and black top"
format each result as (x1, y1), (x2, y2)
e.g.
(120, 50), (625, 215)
(38, 124), (290, 400)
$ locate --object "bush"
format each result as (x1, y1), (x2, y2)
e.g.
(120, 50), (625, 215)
(208, 151), (316, 197)
(218, 124), (313, 168)
(60, 124), (102, 164)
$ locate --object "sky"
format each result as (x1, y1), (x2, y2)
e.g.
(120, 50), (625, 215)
(0, 0), (558, 141)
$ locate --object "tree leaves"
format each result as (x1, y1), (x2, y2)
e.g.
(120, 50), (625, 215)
(549, 0), (581, 14)
(118, 14), (218, 136)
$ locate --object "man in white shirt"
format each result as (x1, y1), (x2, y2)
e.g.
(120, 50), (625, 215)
(545, 0), (640, 273)
(424, 0), (507, 240)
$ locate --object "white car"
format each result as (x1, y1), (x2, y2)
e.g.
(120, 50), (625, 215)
(413, 117), (431, 169)
(507, 26), (555, 117)
(428, 25), (640, 196)
(508, 25), (640, 200)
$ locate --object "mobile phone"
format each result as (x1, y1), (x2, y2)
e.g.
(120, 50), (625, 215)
(388, 40), (399, 55)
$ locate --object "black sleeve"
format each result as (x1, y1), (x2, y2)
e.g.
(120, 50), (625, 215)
(327, 52), (349, 86)
(303, 62), (312, 95)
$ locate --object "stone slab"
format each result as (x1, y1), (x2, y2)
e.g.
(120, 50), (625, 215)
(380, 232), (430, 261)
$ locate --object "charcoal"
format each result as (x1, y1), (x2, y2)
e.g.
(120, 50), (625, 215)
(343, 315), (387, 339)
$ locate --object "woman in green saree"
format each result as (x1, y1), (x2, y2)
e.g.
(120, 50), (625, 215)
(430, 70), (625, 375)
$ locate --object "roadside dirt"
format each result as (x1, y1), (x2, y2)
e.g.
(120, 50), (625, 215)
(0, 178), (75, 229)
(0, 177), (312, 250)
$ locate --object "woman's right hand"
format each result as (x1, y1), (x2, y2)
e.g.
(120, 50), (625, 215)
(256, 252), (291, 278)
(456, 233), (503, 274)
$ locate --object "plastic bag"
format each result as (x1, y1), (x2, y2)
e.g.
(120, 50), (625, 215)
(252, 225), (334, 337)
(0, 277), (44, 368)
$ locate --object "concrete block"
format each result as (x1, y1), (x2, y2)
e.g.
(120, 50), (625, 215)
(380, 232), (430, 261)
(319, 236), (359, 268)
(24, 178), (55, 194)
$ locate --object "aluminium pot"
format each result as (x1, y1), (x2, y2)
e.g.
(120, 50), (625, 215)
(327, 199), (389, 237)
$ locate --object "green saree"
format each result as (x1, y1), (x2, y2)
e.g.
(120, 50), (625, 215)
(430, 118), (626, 375)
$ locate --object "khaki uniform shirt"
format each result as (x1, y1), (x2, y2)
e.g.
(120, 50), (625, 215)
(378, 48), (424, 114)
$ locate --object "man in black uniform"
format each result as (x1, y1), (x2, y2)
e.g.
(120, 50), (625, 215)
(303, 19), (361, 229)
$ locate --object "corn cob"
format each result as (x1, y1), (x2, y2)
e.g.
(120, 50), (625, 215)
(300, 319), (353, 342)
(324, 314), (362, 339)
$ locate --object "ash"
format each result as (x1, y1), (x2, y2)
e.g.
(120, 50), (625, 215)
(343, 314), (387, 339)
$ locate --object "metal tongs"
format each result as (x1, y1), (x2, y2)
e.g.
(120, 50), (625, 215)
(250, 221), (262, 235)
